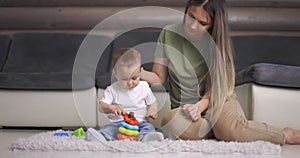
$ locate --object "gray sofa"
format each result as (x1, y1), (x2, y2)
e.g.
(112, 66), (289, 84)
(233, 35), (300, 129)
(0, 33), (110, 127)
(0, 0), (299, 129)
(0, 30), (168, 128)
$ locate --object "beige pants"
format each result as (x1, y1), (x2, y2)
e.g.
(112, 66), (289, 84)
(161, 96), (285, 145)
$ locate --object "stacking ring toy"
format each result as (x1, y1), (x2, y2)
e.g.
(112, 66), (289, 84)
(117, 133), (137, 141)
(120, 121), (139, 130)
(54, 132), (69, 137)
(119, 126), (139, 136)
(123, 113), (139, 125)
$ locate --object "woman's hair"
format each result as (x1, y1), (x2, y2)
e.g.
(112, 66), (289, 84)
(112, 48), (141, 72)
(185, 0), (235, 109)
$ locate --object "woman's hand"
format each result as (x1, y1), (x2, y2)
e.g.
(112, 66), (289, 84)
(109, 105), (126, 115)
(145, 103), (158, 120)
(182, 103), (202, 121)
(181, 98), (210, 121)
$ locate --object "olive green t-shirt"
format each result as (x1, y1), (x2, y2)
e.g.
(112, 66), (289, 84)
(155, 24), (209, 109)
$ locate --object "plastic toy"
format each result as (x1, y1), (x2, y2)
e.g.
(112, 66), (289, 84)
(117, 133), (137, 141)
(123, 112), (139, 125)
(117, 112), (140, 140)
(120, 121), (139, 130)
(54, 132), (69, 137)
(119, 126), (139, 136)
(71, 127), (85, 137)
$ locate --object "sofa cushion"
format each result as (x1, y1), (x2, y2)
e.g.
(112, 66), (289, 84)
(96, 28), (169, 91)
(232, 35), (300, 72)
(1, 33), (112, 90)
(0, 35), (10, 71)
(3, 33), (111, 73)
(0, 72), (94, 90)
(236, 63), (300, 88)
(111, 29), (161, 72)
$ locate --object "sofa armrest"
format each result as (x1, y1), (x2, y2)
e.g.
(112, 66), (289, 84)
(235, 63), (300, 88)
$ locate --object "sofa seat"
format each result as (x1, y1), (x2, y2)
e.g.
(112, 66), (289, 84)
(233, 35), (300, 129)
(0, 87), (97, 127)
(0, 32), (112, 128)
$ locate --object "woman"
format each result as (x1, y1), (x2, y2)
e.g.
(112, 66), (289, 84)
(141, 0), (300, 145)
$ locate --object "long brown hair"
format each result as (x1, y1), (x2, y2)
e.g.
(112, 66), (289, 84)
(185, 0), (235, 111)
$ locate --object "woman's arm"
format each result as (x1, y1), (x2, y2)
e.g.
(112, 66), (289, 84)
(141, 57), (169, 86)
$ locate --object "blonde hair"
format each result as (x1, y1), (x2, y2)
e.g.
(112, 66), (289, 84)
(112, 48), (141, 72)
(185, 0), (235, 108)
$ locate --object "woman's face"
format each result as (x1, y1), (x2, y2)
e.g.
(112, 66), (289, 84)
(184, 5), (212, 41)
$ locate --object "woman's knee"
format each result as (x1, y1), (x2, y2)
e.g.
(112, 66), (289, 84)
(161, 108), (212, 140)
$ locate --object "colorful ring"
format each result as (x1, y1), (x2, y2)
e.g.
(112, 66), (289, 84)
(120, 121), (139, 130)
(54, 132), (69, 137)
(117, 133), (137, 141)
(118, 126), (139, 136)
(123, 113), (139, 125)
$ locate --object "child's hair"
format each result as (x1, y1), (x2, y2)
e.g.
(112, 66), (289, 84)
(112, 48), (141, 71)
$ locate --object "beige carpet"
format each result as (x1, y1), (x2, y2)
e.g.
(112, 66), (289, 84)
(11, 130), (281, 154)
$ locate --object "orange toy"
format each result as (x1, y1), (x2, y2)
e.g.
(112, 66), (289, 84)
(117, 112), (139, 141)
(117, 133), (137, 141)
(123, 112), (139, 125)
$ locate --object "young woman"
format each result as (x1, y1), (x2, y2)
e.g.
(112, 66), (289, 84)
(141, 0), (300, 145)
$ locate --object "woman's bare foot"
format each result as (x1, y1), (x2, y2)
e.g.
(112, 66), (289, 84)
(283, 127), (300, 144)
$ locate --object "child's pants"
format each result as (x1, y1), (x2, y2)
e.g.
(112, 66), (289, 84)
(98, 121), (156, 141)
(161, 96), (285, 145)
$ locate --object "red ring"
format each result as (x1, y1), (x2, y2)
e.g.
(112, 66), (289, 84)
(123, 113), (139, 125)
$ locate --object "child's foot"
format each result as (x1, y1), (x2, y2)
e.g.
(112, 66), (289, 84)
(141, 132), (164, 142)
(85, 128), (107, 142)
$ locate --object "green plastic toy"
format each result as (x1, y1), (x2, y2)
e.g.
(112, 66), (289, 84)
(71, 127), (85, 137)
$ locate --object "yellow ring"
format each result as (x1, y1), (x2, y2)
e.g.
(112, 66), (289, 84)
(118, 126), (139, 136)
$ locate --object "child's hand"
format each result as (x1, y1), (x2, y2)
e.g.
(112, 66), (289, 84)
(109, 105), (126, 115)
(145, 103), (158, 119)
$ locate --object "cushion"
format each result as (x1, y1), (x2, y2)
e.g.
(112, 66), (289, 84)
(232, 35), (300, 72)
(111, 28), (162, 71)
(0, 35), (10, 71)
(4, 33), (111, 74)
(96, 28), (170, 91)
(235, 63), (300, 88)
(1, 33), (112, 90)
(0, 72), (94, 90)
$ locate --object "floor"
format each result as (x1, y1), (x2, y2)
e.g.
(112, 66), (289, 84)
(1, 129), (300, 158)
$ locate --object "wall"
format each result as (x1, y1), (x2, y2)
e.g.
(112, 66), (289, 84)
(0, 0), (300, 36)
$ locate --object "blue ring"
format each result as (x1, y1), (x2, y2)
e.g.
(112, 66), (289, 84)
(120, 121), (139, 130)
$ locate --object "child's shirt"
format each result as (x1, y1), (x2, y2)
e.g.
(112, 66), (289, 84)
(100, 81), (156, 122)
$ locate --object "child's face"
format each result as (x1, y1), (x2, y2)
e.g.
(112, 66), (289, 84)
(114, 64), (141, 90)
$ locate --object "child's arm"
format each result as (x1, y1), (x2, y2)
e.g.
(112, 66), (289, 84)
(99, 101), (126, 115)
(145, 101), (158, 119)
